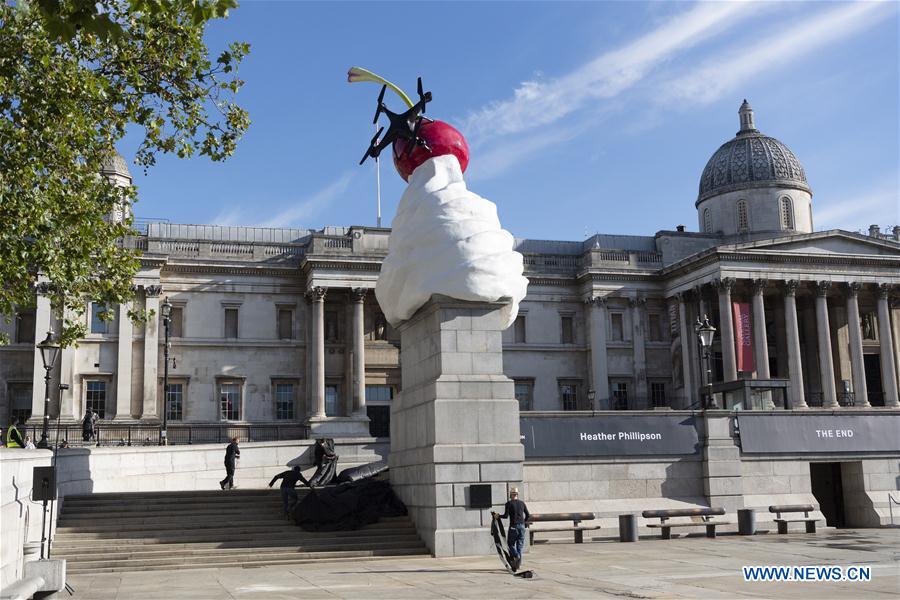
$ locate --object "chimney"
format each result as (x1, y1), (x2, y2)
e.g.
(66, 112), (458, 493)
(869, 224), (880, 237)
(893, 226), (900, 241)
(676, 225), (685, 233)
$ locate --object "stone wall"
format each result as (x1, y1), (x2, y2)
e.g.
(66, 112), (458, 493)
(1, 451), (53, 589)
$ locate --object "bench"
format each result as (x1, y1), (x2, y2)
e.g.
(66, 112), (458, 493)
(642, 507), (731, 539)
(769, 504), (819, 534)
(526, 512), (601, 545)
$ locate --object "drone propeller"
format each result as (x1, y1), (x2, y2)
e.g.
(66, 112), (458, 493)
(416, 77), (432, 113)
(372, 85), (387, 124)
(359, 126), (384, 165)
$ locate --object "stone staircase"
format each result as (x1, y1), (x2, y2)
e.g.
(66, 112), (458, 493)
(52, 488), (429, 573)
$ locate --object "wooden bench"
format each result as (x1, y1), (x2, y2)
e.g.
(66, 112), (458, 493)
(642, 507), (731, 539)
(526, 512), (601, 545)
(769, 504), (819, 534)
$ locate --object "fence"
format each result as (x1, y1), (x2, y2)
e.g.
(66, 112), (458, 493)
(18, 423), (310, 447)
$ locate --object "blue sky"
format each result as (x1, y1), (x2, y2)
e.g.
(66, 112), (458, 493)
(123, 1), (900, 240)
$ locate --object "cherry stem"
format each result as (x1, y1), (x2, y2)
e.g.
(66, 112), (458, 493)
(347, 66), (414, 108)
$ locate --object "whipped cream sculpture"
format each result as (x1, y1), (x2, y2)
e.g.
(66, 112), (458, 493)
(350, 67), (528, 328)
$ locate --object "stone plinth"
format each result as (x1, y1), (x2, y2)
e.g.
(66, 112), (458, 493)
(389, 296), (524, 557)
(306, 415), (371, 438)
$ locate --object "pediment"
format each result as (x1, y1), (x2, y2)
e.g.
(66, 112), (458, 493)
(727, 231), (900, 258)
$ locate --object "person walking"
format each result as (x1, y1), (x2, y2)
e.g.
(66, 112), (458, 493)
(498, 487), (530, 572)
(6, 418), (25, 448)
(219, 437), (240, 490)
(81, 411), (93, 442)
(268, 466), (309, 517)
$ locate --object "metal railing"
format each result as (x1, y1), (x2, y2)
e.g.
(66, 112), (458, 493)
(18, 422), (310, 447)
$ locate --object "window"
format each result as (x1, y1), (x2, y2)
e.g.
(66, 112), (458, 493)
(8, 383), (32, 423)
(325, 384), (339, 416)
(780, 196), (794, 230)
(560, 315), (574, 344)
(648, 313), (664, 342)
(277, 307), (293, 340)
(90, 303), (110, 334)
(737, 199), (749, 231)
(85, 380), (107, 419)
(365, 385), (394, 403)
(325, 310), (340, 341)
(650, 382), (667, 408)
(219, 381), (241, 420)
(169, 306), (184, 337)
(224, 307), (239, 338)
(15, 311), (35, 344)
(274, 383), (295, 420)
(513, 315), (526, 343)
(703, 208), (712, 233)
(610, 313), (624, 341)
(559, 381), (579, 411)
(514, 380), (534, 411)
(611, 381), (628, 410)
(165, 383), (184, 421)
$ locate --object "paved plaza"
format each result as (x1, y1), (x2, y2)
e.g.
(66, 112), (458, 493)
(56, 528), (899, 599)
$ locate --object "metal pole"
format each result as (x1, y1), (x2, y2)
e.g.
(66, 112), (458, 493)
(38, 368), (52, 448)
(161, 316), (170, 445)
(375, 123), (382, 227)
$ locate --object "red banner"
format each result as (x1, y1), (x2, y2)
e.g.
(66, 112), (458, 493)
(732, 302), (754, 373)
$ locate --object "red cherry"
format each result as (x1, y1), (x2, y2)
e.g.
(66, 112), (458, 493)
(392, 119), (469, 181)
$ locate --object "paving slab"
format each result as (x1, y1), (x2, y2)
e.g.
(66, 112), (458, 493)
(52, 528), (899, 599)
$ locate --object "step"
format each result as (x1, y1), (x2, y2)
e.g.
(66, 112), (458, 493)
(65, 548), (431, 574)
(62, 489), (312, 503)
(62, 498), (287, 511)
(53, 536), (422, 557)
(55, 536), (426, 561)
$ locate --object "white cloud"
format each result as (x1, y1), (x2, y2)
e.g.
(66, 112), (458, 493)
(209, 172), (355, 228)
(815, 176), (900, 231)
(461, 1), (764, 142)
(657, 1), (896, 106)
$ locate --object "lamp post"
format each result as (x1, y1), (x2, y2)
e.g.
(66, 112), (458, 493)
(587, 388), (596, 411)
(36, 330), (61, 449)
(695, 315), (716, 409)
(160, 296), (172, 445)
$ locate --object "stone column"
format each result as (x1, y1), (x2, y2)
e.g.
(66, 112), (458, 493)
(310, 286), (327, 418)
(389, 296), (523, 557)
(586, 297), (609, 410)
(142, 286), (161, 420)
(751, 279), (774, 409)
(877, 284), (899, 407)
(630, 297), (648, 408)
(351, 288), (367, 416)
(784, 280), (806, 408)
(702, 413), (744, 514)
(815, 281), (838, 408)
(715, 278), (738, 382)
(846, 282), (869, 406)
(115, 301), (133, 419)
(676, 292), (695, 409)
(31, 281), (53, 418)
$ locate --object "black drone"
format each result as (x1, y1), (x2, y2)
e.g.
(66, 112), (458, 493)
(359, 77), (432, 165)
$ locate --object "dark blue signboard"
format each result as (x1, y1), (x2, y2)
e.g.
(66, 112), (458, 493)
(738, 414), (900, 454)
(519, 414), (701, 458)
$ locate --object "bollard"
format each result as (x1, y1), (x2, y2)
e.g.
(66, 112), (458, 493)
(738, 508), (756, 535)
(618, 513), (638, 542)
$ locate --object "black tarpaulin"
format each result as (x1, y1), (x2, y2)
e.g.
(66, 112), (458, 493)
(293, 478), (407, 531)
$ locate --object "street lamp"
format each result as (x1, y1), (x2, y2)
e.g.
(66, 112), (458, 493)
(160, 296), (172, 445)
(587, 388), (596, 411)
(695, 316), (716, 409)
(36, 330), (61, 449)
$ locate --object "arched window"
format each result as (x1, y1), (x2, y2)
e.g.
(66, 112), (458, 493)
(737, 200), (749, 231)
(703, 208), (712, 233)
(780, 196), (794, 230)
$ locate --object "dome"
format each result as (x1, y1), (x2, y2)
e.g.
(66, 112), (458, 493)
(697, 101), (810, 205)
(101, 151), (132, 179)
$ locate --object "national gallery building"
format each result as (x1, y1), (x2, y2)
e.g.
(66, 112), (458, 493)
(2, 102), (899, 437)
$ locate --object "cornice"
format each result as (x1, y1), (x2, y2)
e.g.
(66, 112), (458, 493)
(163, 263), (300, 277)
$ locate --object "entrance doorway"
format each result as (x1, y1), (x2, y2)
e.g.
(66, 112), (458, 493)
(863, 355), (883, 406)
(810, 462), (845, 527)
